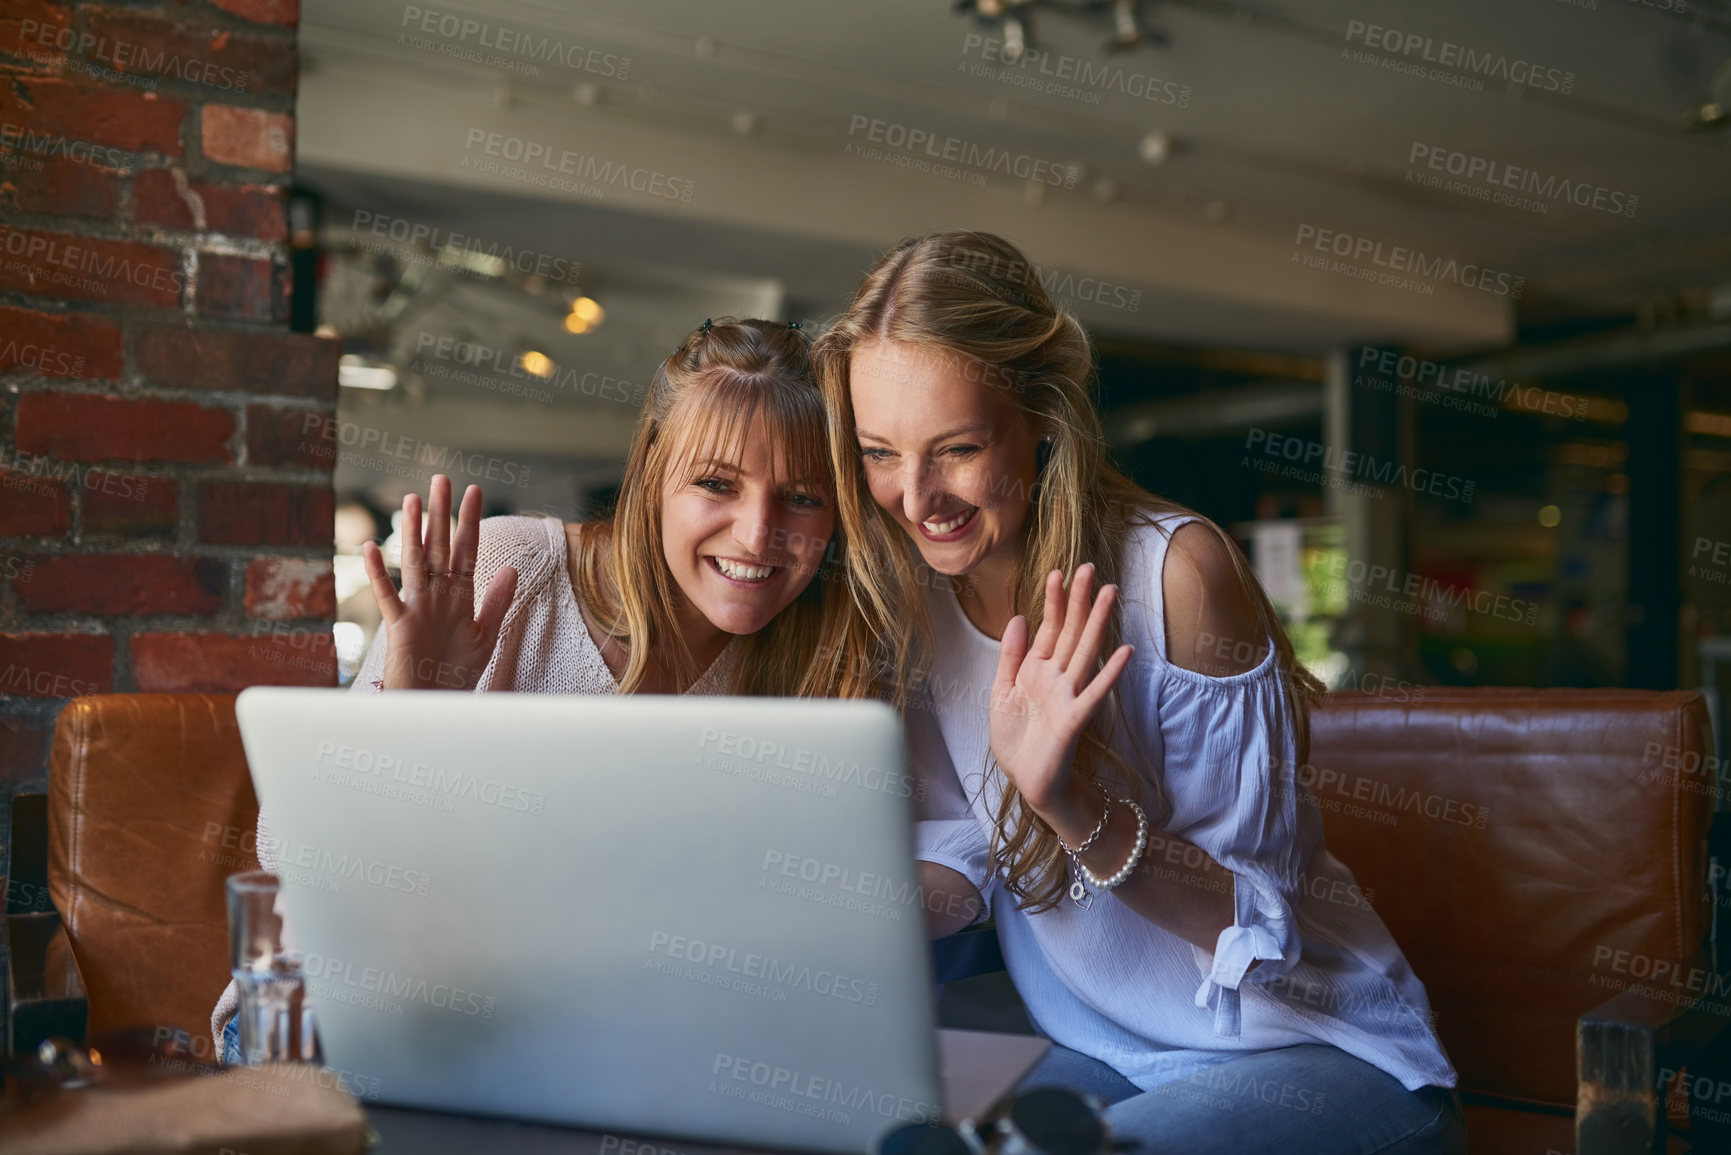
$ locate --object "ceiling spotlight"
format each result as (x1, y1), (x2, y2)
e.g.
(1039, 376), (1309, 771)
(437, 244), (507, 278)
(952, 0), (1168, 62)
(1709, 282), (1731, 319)
(1686, 58), (1731, 129)
(518, 351), (555, 378)
(1106, 0), (1168, 51)
(338, 355), (397, 391)
(573, 82), (602, 108)
(956, 0), (1030, 62)
(730, 110), (760, 135)
(1138, 131), (1171, 164)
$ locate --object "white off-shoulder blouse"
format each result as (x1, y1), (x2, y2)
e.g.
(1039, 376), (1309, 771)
(907, 512), (1458, 1093)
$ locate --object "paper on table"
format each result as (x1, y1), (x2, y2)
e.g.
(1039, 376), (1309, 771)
(937, 1028), (1051, 1124)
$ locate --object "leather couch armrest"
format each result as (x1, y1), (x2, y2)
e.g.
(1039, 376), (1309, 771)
(1, 792), (89, 1070)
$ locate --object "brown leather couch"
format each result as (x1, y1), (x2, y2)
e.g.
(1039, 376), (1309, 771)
(43, 694), (260, 1062)
(1308, 688), (1715, 1155)
(23, 688), (1727, 1153)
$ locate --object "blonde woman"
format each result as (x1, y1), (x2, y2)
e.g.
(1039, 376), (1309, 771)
(215, 317), (874, 1056)
(814, 233), (1464, 1154)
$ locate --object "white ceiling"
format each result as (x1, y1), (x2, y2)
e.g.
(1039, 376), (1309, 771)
(299, 0), (1731, 326)
(295, 0), (1731, 485)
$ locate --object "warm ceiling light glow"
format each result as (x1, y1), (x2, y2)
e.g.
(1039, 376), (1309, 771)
(518, 351), (555, 378)
(563, 314), (592, 335)
(1538, 505), (1561, 528)
(1555, 441), (1628, 468)
(571, 297), (604, 323)
(1687, 410), (1731, 437)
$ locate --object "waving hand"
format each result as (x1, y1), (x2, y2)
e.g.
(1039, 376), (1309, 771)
(988, 564), (1134, 812)
(360, 475), (517, 690)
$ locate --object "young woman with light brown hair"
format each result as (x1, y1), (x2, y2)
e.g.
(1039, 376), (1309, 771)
(354, 316), (870, 700)
(814, 232), (1464, 1154)
(215, 317), (874, 1056)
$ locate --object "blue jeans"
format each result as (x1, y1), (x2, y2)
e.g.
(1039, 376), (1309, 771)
(221, 1015), (243, 1066)
(1014, 1043), (1465, 1155)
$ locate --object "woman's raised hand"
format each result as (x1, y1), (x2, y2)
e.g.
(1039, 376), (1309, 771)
(988, 564), (1134, 816)
(361, 475), (518, 690)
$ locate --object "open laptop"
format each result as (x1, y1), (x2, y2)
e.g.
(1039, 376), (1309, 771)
(235, 687), (1046, 1154)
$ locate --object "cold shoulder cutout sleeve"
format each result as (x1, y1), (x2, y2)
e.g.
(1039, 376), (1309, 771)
(1153, 520), (1304, 1038)
(1160, 520), (1269, 678)
(1158, 656), (1305, 1038)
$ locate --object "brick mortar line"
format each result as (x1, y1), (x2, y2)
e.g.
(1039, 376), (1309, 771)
(0, 71), (299, 112)
(223, 554), (246, 619)
(0, 11), (299, 50)
(5, 614), (339, 633)
(0, 542), (335, 559)
(0, 308), (303, 336)
(179, 247), (198, 316)
(0, 290), (287, 323)
(0, 620), (110, 635)
(0, 305), (297, 335)
(0, 224), (284, 262)
(0, 463), (334, 480)
(0, 60), (298, 115)
(0, 141), (294, 180)
(1, 466), (334, 486)
(0, 384), (334, 406)
(57, 3), (300, 35)
(109, 617), (133, 689)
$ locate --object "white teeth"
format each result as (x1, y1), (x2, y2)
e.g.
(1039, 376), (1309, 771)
(923, 509), (974, 535)
(714, 558), (774, 582)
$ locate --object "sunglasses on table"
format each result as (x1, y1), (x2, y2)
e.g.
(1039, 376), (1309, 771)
(876, 1087), (1131, 1155)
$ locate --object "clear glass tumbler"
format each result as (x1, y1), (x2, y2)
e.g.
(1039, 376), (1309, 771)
(225, 870), (317, 1064)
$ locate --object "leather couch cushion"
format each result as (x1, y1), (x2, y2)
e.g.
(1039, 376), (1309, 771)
(1310, 688), (1711, 1109)
(48, 694), (258, 1060)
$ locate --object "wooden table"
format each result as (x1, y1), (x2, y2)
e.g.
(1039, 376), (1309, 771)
(363, 1029), (1050, 1155)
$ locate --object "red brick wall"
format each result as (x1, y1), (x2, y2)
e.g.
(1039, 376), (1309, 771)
(0, 0), (334, 788)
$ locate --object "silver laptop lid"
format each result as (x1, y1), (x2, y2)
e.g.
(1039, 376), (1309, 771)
(236, 687), (942, 1154)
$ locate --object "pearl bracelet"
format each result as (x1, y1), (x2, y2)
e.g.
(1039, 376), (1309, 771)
(1064, 797), (1147, 908)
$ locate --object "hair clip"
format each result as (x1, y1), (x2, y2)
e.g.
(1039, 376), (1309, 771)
(787, 321), (802, 331)
(700, 318), (713, 333)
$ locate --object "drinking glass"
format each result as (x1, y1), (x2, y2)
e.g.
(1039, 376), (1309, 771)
(225, 871), (317, 1064)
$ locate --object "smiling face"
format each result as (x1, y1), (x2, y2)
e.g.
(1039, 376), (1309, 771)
(658, 409), (835, 638)
(849, 339), (1040, 580)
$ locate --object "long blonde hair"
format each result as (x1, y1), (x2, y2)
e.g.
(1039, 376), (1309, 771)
(814, 231), (1324, 909)
(571, 317), (875, 699)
